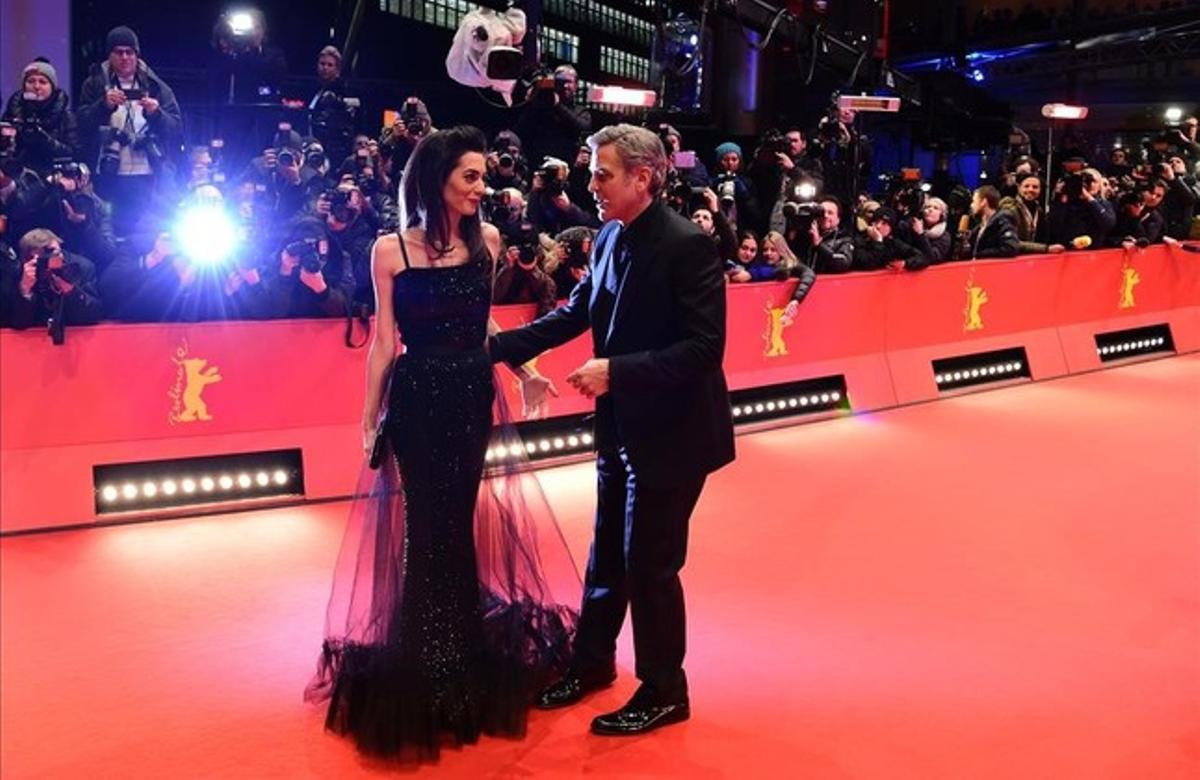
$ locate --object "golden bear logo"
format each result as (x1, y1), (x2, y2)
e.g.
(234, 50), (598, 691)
(1119, 264), (1140, 310)
(963, 281), (989, 332)
(169, 339), (222, 424)
(763, 304), (793, 357)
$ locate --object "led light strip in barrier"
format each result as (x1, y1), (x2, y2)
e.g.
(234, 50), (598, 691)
(93, 449), (304, 515)
(932, 347), (1031, 392)
(1095, 324), (1174, 363)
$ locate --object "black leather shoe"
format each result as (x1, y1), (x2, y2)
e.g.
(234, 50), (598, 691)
(534, 666), (617, 710)
(590, 688), (690, 736)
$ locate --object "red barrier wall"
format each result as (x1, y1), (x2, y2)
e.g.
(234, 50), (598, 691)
(2, 245), (1194, 533)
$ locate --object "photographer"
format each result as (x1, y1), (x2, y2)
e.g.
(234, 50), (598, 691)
(526, 157), (597, 235)
(1045, 168), (1116, 249)
(380, 96), (433, 184)
(544, 225), (593, 299)
(1, 61), (80, 176)
(2, 228), (102, 330)
(816, 104), (872, 203)
(712, 141), (759, 232)
(35, 162), (119, 274)
(99, 185), (270, 322)
(958, 186), (1020, 260)
(998, 175), (1065, 255)
(485, 187), (531, 248)
(786, 196), (853, 274)
(267, 215), (353, 319)
(486, 130), (528, 192)
(902, 196), (956, 264)
(1108, 191), (1154, 248)
(659, 124), (710, 188)
(514, 64), (592, 173)
(319, 180), (378, 310)
(77, 26), (183, 236)
(1156, 157), (1198, 240)
(494, 238), (557, 316)
(750, 128), (823, 234)
(246, 126), (319, 225)
(0, 159), (49, 242)
(691, 187), (739, 264)
(308, 46), (358, 169)
(853, 207), (928, 271)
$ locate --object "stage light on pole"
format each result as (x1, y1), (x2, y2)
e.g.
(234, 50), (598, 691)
(1041, 103), (1089, 214)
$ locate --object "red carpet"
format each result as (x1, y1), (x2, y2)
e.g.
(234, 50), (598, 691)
(3, 355), (1198, 778)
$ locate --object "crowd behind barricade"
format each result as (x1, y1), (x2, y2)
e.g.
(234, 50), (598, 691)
(1, 24), (1198, 338)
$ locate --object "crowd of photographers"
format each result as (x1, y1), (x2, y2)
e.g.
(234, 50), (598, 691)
(1, 23), (1198, 338)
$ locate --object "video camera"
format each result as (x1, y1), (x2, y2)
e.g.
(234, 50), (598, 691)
(781, 177), (822, 231)
(756, 129), (790, 163)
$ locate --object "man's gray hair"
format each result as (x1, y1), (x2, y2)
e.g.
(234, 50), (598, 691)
(586, 123), (668, 197)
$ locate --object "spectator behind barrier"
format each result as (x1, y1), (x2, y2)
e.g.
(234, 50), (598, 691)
(853, 206), (928, 271)
(958, 185), (1020, 260)
(998, 175), (1064, 255)
(77, 26), (183, 236)
(759, 230), (816, 326)
(805, 196), (854, 274)
(1158, 157), (1198, 240)
(1, 60), (80, 176)
(1045, 165), (1115, 249)
(691, 187), (738, 264)
(2, 227), (102, 331)
(904, 196), (956, 264)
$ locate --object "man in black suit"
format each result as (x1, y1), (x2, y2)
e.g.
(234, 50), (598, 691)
(489, 124), (735, 735)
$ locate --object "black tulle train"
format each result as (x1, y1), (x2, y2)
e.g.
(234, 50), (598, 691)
(305, 352), (581, 761)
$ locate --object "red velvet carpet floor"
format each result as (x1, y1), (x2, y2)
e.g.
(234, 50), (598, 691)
(3, 355), (1198, 779)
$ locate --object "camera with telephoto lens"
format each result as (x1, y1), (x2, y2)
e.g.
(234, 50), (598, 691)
(535, 159), (568, 197)
(483, 188), (516, 223)
(34, 244), (64, 283)
(398, 98), (425, 134)
(96, 126), (131, 176)
(715, 172), (738, 206)
(285, 237), (324, 273)
(277, 148), (298, 168)
(498, 151), (516, 169)
(328, 188), (356, 223)
(0, 122), (23, 178)
(303, 142), (327, 171)
(756, 129), (790, 163)
(1062, 170), (1095, 200)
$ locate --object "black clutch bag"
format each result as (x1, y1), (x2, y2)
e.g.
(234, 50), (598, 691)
(368, 422), (387, 470)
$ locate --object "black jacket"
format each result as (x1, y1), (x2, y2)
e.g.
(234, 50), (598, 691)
(963, 211), (1020, 259)
(1046, 196), (1116, 248)
(1, 89), (80, 174)
(853, 234), (928, 271)
(77, 61), (183, 176)
(490, 200), (735, 485)
(808, 229), (855, 273)
(3, 250), (103, 329)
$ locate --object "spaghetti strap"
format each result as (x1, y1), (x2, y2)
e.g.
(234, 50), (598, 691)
(397, 232), (411, 270)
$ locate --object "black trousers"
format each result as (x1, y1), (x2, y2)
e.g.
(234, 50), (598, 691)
(572, 447), (706, 698)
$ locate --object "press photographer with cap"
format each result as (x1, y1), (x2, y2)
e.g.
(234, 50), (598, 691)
(1, 60), (80, 176)
(77, 25), (183, 236)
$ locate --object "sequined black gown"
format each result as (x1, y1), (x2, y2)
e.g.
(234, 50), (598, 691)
(306, 242), (579, 762)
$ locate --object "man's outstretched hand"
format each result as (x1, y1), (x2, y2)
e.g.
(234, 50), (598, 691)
(567, 358), (610, 399)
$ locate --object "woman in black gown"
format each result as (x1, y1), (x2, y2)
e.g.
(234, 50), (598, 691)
(306, 126), (579, 761)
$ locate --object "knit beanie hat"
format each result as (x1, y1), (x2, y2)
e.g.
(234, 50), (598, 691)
(22, 60), (58, 90)
(715, 141), (742, 159)
(106, 26), (141, 53)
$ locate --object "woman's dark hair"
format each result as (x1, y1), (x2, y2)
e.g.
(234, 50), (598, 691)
(401, 125), (487, 258)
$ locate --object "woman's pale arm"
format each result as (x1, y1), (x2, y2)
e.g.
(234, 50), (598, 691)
(362, 237), (399, 450)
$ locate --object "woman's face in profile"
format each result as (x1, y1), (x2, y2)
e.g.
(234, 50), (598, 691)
(443, 151), (487, 218)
